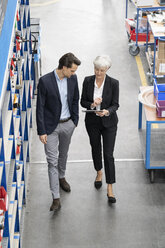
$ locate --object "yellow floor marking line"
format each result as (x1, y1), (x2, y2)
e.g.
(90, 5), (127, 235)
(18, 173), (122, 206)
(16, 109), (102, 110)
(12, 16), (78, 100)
(135, 55), (158, 129)
(30, 0), (59, 7)
(135, 55), (148, 86)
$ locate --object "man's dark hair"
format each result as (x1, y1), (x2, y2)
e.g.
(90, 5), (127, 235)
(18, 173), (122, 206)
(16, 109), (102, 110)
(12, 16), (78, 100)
(58, 53), (81, 69)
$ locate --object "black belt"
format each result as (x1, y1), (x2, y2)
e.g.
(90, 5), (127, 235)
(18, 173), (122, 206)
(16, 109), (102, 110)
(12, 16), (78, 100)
(59, 117), (71, 123)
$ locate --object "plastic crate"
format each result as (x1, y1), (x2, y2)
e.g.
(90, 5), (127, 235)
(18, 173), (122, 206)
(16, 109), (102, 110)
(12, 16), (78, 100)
(156, 100), (165, 117)
(0, 187), (7, 245)
(125, 18), (150, 42)
(0, 187), (7, 212)
(154, 82), (165, 100)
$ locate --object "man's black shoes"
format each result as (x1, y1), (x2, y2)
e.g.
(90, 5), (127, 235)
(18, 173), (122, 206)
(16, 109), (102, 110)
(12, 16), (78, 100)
(50, 198), (61, 211)
(59, 178), (71, 192)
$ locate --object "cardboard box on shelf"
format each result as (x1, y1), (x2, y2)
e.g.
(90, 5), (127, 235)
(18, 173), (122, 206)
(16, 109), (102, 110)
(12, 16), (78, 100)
(157, 50), (165, 59)
(158, 40), (165, 50)
(158, 52), (165, 59)
(156, 58), (165, 75)
(157, 40), (165, 59)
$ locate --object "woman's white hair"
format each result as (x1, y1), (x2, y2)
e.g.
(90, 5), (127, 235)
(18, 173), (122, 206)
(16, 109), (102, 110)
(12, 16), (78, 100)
(93, 55), (112, 69)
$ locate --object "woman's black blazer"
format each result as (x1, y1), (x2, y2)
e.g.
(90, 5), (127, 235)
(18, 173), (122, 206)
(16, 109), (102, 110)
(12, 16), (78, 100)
(80, 74), (119, 128)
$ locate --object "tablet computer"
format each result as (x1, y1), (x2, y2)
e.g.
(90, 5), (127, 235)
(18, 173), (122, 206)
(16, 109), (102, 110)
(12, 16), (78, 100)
(82, 110), (103, 113)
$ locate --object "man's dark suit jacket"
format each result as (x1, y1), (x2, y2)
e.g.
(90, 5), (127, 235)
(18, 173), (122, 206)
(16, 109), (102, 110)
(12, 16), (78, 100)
(80, 74), (119, 128)
(36, 71), (79, 135)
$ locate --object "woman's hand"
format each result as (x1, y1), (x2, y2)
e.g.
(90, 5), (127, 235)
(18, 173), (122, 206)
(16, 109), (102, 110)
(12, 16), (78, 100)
(96, 109), (109, 117)
(91, 97), (102, 108)
(39, 134), (47, 144)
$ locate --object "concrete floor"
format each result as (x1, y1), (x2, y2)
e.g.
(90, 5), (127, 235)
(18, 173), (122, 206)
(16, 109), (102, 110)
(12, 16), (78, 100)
(22, 0), (165, 247)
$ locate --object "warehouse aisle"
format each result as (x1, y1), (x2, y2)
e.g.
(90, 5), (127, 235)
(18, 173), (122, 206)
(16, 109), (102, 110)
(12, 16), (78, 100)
(22, 0), (165, 247)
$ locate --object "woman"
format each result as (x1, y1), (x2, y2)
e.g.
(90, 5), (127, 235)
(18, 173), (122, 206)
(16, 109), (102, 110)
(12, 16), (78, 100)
(81, 55), (119, 203)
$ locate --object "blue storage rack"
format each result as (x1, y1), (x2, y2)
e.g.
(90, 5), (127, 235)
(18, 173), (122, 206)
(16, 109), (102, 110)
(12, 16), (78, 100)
(0, 0), (39, 247)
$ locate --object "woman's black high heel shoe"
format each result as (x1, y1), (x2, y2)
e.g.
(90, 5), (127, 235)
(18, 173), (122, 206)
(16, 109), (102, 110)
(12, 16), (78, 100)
(107, 194), (116, 203)
(94, 179), (102, 189)
(94, 172), (102, 189)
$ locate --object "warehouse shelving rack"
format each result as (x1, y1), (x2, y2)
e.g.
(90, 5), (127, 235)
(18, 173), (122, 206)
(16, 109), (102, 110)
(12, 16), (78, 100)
(138, 12), (165, 182)
(125, 0), (165, 56)
(145, 13), (165, 83)
(138, 87), (165, 183)
(0, 0), (38, 247)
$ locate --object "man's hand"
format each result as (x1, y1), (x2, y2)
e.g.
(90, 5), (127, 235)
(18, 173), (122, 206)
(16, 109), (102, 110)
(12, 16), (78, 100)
(39, 134), (47, 144)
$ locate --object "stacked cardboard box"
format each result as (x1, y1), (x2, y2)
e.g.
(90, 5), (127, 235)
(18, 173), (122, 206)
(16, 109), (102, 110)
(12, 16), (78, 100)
(156, 40), (165, 75)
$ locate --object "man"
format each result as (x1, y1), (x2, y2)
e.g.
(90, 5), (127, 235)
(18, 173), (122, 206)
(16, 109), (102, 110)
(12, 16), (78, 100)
(36, 53), (81, 211)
